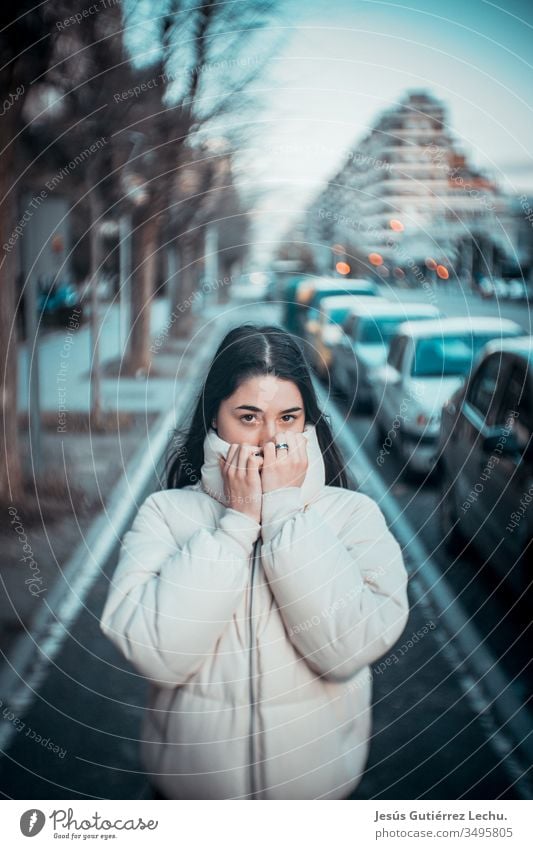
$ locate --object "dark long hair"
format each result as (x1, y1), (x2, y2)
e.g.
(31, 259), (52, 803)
(165, 323), (355, 491)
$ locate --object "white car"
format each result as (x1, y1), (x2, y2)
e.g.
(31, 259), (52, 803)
(310, 294), (386, 378)
(372, 317), (524, 475)
(331, 300), (441, 410)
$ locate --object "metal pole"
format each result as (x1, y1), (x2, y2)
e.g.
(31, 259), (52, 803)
(88, 200), (102, 425)
(204, 221), (218, 296)
(166, 241), (178, 310)
(119, 213), (131, 356)
(25, 273), (41, 475)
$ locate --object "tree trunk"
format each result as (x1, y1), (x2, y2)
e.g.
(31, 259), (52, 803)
(172, 234), (198, 340)
(166, 240), (180, 335)
(218, 261), (231, 304)
(0, 105), (23, 502)
(127, 214), (158, 374)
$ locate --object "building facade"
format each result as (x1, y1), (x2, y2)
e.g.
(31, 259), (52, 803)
(303, 90), (527, 288)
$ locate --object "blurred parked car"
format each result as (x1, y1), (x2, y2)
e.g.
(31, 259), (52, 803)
(437, 336), (533, 591)
(507, 279), (531, 301)
(307, 295), (382, 378)
(230, 271), (271, 301)
(266, 261), (305, 302)
(78, 273), (115, 302)
(300, 276), (380, 348)
(282, 274), (311, 334)
(38, 277), (84, 326)
(477, 276), (495, 299)
(372, 317), (524, 475)
(492, 278), (509, 299)
(332, 300), (441, 411)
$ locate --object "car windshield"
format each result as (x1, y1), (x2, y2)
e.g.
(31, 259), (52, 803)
(411, 333), (516, 377)
(326, 306), (352, 324)
(358, 315), (430, 344)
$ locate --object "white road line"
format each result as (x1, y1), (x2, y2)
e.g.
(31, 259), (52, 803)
(315, 381), (533, 799)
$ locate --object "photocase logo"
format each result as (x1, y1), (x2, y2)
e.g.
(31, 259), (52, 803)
(20, 809), (46, 837)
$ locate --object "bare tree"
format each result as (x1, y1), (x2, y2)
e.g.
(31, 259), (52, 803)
(25, 2), (140, 418)
(120, 0), (279, 370)
(27, 9), (177, 386)
(0, 0), (279, 499)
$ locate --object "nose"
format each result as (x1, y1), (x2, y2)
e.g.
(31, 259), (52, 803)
(259, 423), (281, 446)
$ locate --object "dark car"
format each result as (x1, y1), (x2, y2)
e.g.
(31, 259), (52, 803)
(437, 336), (533, 591)
(282, 274), (311, 334)
(38, 276), (84, 326)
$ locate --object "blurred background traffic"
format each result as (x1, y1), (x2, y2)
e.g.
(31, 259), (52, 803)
(0, 0), (531, 800)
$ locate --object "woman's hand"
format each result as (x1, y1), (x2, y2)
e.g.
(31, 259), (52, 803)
(219, 443), (264, 524)
(261, 431), (308, 494)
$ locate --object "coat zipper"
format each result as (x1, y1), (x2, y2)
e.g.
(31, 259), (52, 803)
(248, 537), (259, 799)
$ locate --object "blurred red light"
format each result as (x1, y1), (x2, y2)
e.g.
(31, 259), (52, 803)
(390, 219), (404, 232)
(336, 261), (351, 275)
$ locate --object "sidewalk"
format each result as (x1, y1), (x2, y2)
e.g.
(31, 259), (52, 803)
(18, 296), (172, 413)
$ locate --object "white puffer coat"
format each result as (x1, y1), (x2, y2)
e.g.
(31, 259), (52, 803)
(100, 423), (409, 799)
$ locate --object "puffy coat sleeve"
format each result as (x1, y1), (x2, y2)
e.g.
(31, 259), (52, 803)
(100, 491), (260, 688)
(260, 487), (409, 681)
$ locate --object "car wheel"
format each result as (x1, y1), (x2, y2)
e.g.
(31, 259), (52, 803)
(438, 465), (467, 556)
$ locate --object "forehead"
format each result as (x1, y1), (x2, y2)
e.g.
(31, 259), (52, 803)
(230, 375), (302, 407)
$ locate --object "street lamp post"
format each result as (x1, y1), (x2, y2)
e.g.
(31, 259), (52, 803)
(25, 271), (41, 476)
(118, 213), (131, 354)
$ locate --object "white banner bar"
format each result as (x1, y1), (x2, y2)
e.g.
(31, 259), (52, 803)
(2, 799), (532, 847)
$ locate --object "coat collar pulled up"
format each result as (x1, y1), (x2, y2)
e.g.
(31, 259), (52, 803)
(199, 422), (326, 508)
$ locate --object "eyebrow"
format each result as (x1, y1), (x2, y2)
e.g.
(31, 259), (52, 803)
(234, 405), (303, 414)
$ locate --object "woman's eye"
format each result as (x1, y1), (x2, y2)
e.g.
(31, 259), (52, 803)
(240, 414), (256, 423)
(281, 414), (296, 422)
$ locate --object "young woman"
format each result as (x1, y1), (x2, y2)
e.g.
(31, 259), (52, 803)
(100, 323), (409, 800)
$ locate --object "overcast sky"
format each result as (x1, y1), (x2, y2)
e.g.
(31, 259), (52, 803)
(223, 0), (533, 262)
